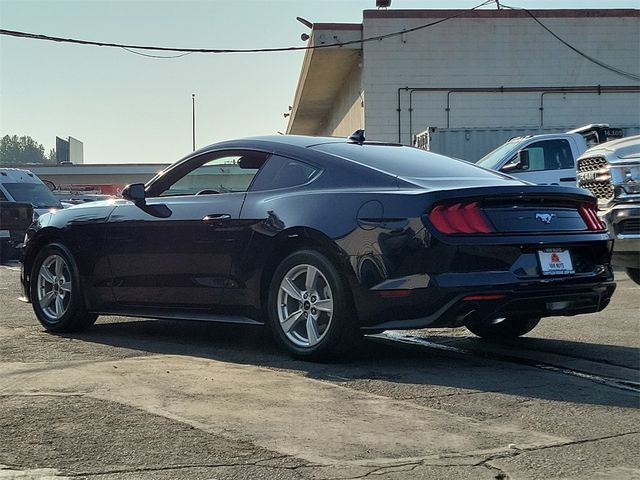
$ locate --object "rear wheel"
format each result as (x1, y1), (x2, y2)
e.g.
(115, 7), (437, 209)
(465, 316), (540, 340)
(30, 243), (97, 333)
(625, 268), (640, 286)
(267, 249), (359, 361)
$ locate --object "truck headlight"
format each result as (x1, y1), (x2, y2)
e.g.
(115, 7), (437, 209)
(611, 165), (640, 194)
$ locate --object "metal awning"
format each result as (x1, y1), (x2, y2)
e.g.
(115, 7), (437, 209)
(286, 23), (362, 135)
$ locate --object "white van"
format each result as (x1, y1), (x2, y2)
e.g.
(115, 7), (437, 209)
(0, 168), (63, 218)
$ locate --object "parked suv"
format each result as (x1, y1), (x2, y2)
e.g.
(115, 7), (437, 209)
(577, 136), (640, 285)
(0, 168), (63, 261)
(0, 168), (63, 217)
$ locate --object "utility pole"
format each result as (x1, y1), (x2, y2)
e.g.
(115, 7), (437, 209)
(192, 93), (196, 151)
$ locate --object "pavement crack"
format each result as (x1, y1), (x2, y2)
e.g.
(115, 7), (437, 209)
(335, 461), (422, 479)
(66, 456), (316, 477)
(515, 430), (640, 454)
(475, 454), (514, 479)
(335, 431), (640, 480)
(481, 461), (510, 479)
(467, 430), (640, 479)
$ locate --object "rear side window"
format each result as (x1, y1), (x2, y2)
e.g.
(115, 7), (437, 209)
(250, 155), (319, 191)
(312, 143), (502, 179)
(0, 189), (7, 201)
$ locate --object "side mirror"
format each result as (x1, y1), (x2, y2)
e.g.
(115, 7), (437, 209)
(122, 183), (146, 204)
(517, 150), (530, 171)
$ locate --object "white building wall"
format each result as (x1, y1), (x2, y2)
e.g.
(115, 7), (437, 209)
(325, 63), (364, 137)
(360, 13), (640, 144)
(68, 137), (84, 164)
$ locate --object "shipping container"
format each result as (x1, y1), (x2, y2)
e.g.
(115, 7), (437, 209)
(414, 125), (640, 162)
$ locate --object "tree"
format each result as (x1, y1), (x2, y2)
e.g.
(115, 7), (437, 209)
(47, 148), (57, 164)
(0, 135), (48, 165)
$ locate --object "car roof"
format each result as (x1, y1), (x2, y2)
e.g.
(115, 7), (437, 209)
(0, 168), (44, 184)
(240, 134), (346, 147)
(507, 132), (575, 143)
(194, 134), (345, 152)
(197, 134), (404, 152)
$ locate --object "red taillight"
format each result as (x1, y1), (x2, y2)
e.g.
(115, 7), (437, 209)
(463, 294), (506, 301)
(428, 201), (494, 234)
(378, 289), (412, 298)
(578, 203), (605, 231)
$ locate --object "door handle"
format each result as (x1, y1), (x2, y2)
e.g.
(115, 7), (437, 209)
(203, 214), (231, 224)
(560, 177), (577, 182)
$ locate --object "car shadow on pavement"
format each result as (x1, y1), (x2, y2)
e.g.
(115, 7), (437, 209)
(62, 317), (640, 410)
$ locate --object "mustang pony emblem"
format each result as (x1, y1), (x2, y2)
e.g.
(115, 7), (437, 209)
(536, 213), (556, 224)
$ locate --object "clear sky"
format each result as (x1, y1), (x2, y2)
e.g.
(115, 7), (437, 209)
(1, 0), (638, 164)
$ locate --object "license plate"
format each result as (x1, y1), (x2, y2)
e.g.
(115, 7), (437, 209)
(538, 249), (574, 275)
(0, 230), (10, 238)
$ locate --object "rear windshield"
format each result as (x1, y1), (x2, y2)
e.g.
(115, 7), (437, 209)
(311, 143), (504, 179)
(2, 182), (62, 208)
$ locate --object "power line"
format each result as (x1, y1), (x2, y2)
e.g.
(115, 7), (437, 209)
(2, 0), (637, 82)
(502, 4), (640, 82)
(121, 47), (193, 59)
(0, 0), (494, 55)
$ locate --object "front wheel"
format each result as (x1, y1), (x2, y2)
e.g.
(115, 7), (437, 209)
(465, 317), (540, 340)
(30, 243), (97, 333)
(267, 250), (359, 361)
(625, 268), (640, 286)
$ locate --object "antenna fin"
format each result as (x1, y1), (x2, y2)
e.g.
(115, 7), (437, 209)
(348, 129), (365, 144)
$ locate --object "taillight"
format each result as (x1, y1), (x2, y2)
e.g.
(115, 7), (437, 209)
(578, 203), (606, 231)
(428, 202), (494, 234)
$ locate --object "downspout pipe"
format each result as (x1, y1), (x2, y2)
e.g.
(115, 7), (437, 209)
(397, 87), (409, 143)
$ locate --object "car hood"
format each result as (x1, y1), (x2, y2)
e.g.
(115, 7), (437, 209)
(62, 198), (122, 210)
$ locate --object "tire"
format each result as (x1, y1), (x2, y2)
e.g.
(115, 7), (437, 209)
(267, 249), (359, 361)
(465, 317), (540, 340)
(30, 242), (97, 333)
(625, 268), (640, 286)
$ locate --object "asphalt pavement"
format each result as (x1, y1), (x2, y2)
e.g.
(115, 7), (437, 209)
(0, 263), (638, 479)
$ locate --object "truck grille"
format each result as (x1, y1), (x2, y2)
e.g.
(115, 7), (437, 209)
(577, 156), (607, 173)
(577, 155), (613, 203)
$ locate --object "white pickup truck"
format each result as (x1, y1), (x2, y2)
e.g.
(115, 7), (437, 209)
(476, 125), (623, 186)
(577, 136), (640, 285)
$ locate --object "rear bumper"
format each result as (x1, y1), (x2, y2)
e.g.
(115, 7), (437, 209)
(354, 233), (615, 330)
(361, 278), (615, 331)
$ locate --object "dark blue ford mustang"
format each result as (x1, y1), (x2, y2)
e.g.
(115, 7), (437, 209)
(21, 133), (616, 360)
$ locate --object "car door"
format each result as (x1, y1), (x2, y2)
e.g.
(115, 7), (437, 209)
(503, 138), (578, 186)
(105, 150), (267, 309)
(223, 154), (323, 309)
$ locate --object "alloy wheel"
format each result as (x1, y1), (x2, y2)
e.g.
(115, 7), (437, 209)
(37, 254), (72, 322)
(277, 264), (334, 348)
